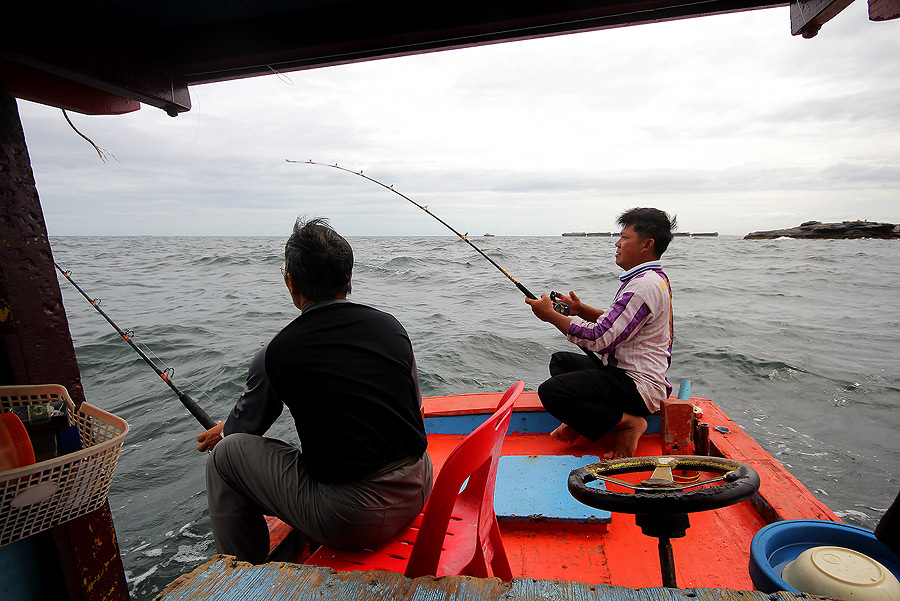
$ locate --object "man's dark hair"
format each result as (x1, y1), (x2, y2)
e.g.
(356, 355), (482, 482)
(285, 216), (353, 300)
(617, 208), (677, 257)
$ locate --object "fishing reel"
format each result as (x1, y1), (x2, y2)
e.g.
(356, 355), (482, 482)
(550, 291), (571, 316)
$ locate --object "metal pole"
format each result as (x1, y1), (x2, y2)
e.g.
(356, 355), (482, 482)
(658, 537), (678, 588)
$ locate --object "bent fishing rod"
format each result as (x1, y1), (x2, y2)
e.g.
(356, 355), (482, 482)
(54, 262), (217, 430)
(290, 160), (601, 366)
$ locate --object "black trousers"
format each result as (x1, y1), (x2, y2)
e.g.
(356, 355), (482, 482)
(538, 351), (650, 441)
(875, 488), (900, 555)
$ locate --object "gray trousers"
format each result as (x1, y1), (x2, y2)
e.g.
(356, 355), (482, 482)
(206, 433), (433, 564)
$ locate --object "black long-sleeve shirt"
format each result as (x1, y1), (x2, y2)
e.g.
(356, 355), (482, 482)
(223, 299), (426, 483)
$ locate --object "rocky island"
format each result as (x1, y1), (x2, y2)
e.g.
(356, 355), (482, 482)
(744, 220), (900, 240)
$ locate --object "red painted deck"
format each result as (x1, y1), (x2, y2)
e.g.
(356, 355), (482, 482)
(272, 392), (838, 591)
(423, 393), (838, 589)
(427, 432), (762, 588)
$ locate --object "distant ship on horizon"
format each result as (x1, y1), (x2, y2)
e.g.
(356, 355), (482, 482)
(566, 231), (718, 237)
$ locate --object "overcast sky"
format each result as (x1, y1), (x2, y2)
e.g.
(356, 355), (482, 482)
(17, 1), (900, 237)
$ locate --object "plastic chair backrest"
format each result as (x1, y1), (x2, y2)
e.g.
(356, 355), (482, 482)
(405, 380), (524, 579)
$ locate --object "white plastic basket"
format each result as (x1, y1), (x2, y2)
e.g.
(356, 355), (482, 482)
(0, 384), (129, 547)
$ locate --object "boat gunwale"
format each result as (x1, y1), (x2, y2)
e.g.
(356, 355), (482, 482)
(422, 391), (838, 525)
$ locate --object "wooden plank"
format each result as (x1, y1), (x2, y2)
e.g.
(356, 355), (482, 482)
(0, 58), (140, 115)
(790, 0), (855, 37)
(426, 410), (560, 436)
(869, 0), (900, 20)
(500, 521), (614, 584)
(425, 392), (661, 436)
(495, 455), (611, 524)
(424, 390), (545, 416)
(157, 555), (826, 601)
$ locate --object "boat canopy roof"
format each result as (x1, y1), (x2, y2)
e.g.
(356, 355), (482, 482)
(1, 0), (889, 116)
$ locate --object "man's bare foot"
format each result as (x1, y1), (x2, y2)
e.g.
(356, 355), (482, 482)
(602, 414), (648, 459)
(549, 423), (581, 443)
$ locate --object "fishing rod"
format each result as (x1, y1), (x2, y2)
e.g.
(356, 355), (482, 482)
(290, 160), (601, 366)
(54, 262), (217, 430)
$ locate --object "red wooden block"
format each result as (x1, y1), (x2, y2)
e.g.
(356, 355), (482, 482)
(661, 398), (695, 455)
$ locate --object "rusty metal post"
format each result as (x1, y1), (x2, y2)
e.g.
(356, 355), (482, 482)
(696, 423), (710, 456)
(635, 513), (690, 588)
(0, 83), (130, 601)
(658, 537), (678, 588)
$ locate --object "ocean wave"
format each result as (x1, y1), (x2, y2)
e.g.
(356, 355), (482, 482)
(193, 255), (253, 266)
(688, 350), (805, 377)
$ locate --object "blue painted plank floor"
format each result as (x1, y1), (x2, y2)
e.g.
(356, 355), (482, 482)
(155, 555), (817, 601)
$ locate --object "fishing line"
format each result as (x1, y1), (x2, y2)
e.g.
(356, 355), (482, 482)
(54, 261), (217, 429)
(290, 160), (601, 366)
(130, 337), (222, 413)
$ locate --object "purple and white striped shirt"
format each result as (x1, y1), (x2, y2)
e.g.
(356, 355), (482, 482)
(566, 260), (673, 413)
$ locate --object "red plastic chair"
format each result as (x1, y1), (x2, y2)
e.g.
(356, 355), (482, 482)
(305, 380), (524, 581)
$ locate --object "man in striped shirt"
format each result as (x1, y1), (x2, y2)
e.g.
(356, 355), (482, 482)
(526, 208), (676, 459)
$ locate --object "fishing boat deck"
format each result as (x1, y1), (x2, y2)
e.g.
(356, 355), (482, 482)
(157, 392), (838, 600)
(423, 393), (837, 590)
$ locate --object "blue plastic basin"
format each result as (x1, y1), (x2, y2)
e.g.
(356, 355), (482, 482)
(749, 519), (900, 593)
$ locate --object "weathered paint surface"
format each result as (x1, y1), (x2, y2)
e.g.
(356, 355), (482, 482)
(53, 502), (131, 601)
(0, 84), (84, 397)
(869, 0), (900, 20)
(495, 454), (611, 524)
(0, 85), (130, 601)
(422, 394), (834, 589)
(424, 392), (661, 436)
(660, 399), (695, 455)
(156, 555), (828, 601)
(424, 391), (545, 416)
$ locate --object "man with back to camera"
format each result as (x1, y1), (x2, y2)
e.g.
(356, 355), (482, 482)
(196, 216), (433, 564)
(525, 207), (676, 459)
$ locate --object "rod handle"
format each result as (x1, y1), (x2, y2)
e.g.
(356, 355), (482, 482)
(516, 282), (537, 300)
(179, 392), (217, 430)
(519, 282), (570, 314)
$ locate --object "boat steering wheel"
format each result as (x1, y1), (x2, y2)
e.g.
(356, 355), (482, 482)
(568, 455), (760, 515)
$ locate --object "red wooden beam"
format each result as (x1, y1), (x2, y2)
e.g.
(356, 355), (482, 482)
(0, 59), (139, 115)
(869, 0), (900, 19)
(790, 0), (855, 37)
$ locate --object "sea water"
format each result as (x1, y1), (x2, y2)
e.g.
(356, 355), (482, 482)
(50, 235), (899, 599)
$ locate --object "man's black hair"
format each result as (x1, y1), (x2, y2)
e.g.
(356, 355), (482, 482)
(284, 216), (353, 300)
(617, 208), (677, 257)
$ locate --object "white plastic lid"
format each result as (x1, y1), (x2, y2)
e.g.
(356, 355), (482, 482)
(783, 546), (900, 601)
